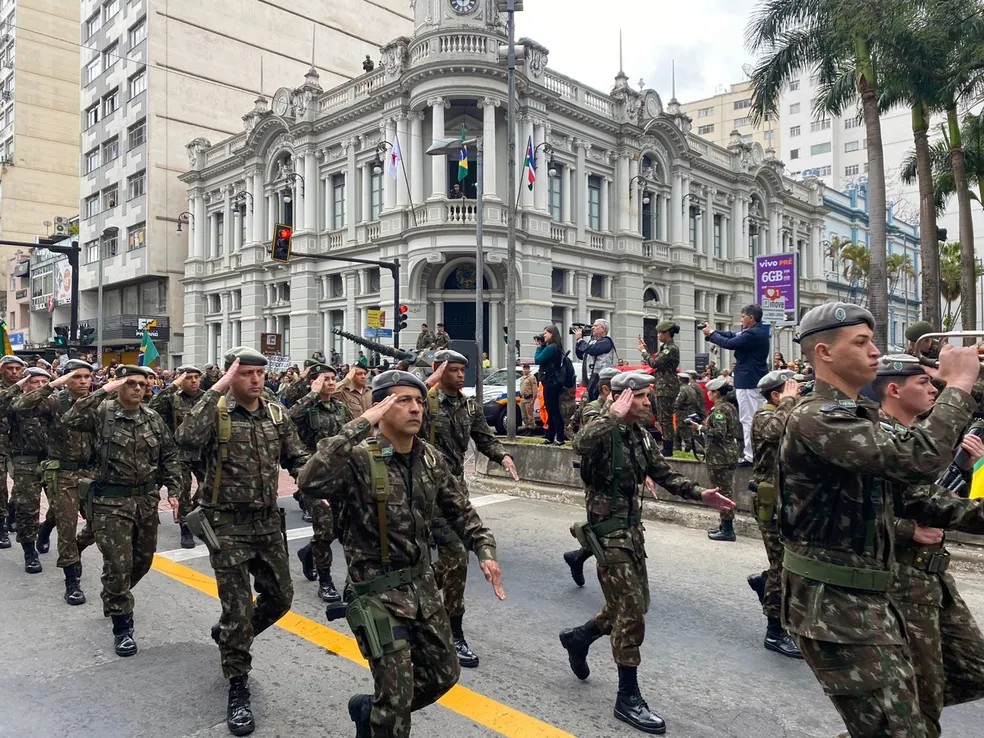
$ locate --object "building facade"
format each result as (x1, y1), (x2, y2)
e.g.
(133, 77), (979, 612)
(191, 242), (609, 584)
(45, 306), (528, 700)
(680, 80), (779, 154)
(77, 0), (411, 365)
(180, 0), (833, 371)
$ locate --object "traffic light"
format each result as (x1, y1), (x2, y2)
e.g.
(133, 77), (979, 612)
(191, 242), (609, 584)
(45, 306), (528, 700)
(53, 326), (69, 347)
(271, 223), (293, 262)
(379, 311), (386, 328)
(396, 305), (409, 333)
(79, 325), (95, 346)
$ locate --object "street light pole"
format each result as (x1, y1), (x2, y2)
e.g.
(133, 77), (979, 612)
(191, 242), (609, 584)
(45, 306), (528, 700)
(475, 137), (485, 405)
(504, 0), (519, 440)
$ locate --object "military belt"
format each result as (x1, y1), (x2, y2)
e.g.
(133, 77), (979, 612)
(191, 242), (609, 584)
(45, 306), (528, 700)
(782, 548), (893, 592)
(208, 508), (272, 526)
(47, 460), (83, 472)
(93, 481), (158, 498)
(591, 515), (640, 538)
(352, 559), (430, 598)
(11, 454), (40, 464)
(896, 547), (951, 575)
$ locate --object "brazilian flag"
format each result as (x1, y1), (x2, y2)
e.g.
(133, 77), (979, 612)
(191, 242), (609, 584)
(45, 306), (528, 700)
(138, 321), (160, 367)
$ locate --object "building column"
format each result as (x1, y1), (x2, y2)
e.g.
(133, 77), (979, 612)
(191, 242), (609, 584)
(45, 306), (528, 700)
(769, 206), (781, 254)
(268, 191), (278, 233)
(703, 188), (714, 256)
(657, 194), (667, 242)
(429, 98), (448, 199)
(221, 292), (231, 354)
(304, 149), (318, 232)
(251, 171), (264, 242)
(671, 173), (683, 245)
(410, 112), (424, 206)
(731, 197), (742, 259)
(209, 211), (219, 259)
(345, 140), (357, 243)
(383, 119), (396, 211)
(561, 164), (572, 224)
(223, 190), (233, 256)
(193, 193), (206, 258)
(481, 97), (498, 199)
(575, 140), (590, 242)
(534, 123), (548, 212)
(396, 114), (409, 209)
(243, 173), (255, 246)
(361, 164), (372, 222)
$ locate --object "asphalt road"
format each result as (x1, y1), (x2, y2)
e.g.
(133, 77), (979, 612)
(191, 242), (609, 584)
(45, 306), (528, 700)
(3, 492), (984, 737)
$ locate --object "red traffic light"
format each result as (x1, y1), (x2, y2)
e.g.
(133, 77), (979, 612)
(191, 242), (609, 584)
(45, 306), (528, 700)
(400, 305), (409, 314)
(278, 227), (292, 239)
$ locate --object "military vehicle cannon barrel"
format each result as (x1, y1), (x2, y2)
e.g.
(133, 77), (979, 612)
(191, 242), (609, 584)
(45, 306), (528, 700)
(330, 328), (437, 368)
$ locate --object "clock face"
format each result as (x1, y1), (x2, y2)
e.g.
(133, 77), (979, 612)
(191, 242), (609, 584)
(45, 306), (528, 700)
(450, 0), (478, 14)
(645, 93), (662, 118)
(272, 90), (290, 117)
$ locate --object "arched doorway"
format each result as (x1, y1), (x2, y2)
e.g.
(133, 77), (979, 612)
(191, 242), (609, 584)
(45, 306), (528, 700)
(442, 262), (490, 353)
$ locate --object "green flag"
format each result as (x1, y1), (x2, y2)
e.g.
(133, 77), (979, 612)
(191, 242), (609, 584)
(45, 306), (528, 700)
(139, 326), (160, 367)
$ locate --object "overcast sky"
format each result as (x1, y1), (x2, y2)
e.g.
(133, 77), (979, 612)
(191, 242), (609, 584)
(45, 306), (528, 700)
(514, 0), (761, 103)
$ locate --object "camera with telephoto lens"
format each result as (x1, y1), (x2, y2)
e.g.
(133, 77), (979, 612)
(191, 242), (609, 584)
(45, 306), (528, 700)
(696, 321), (709, 330)
(685, 412), (704, 425)
(569, 322), (592, 335)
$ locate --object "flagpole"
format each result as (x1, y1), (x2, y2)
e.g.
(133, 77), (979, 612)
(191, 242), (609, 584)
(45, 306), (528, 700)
(505, 0), (519, 441)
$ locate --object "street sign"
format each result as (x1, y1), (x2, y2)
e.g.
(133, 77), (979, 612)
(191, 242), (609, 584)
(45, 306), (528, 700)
(260, 332), (283, 356)
(367, 310), (382, 329)
(754, 253), (799, 326)
(364, 328), (394, 339)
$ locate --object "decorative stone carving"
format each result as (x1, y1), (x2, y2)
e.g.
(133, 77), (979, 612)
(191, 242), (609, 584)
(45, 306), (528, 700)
(425, 251), (445, 264)
(381, 37), (411, 81)
(186, 137), (212, 168)
(519, 38), (548, 80)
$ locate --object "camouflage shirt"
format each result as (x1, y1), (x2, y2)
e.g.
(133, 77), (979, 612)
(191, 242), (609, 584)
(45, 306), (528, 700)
(148, 383), (205, 434)
(568, 397), (610, 437)
(703, 398), (740, 467)
(750, 396), (796, 484)
(433, 332), (452, 350)
(10, 384), (94, 466)
(2, 385), (49, 457)
(673, 382), (703, 417)
(642, 340), (681, 399)
(288, 392), (353, 451)
(422, 386), (507, 479)
(61, 388), (181, 489)
(297, 419), (497, 619)
(778, 379), (974, 644)
(0, 378), (15, 457)
(174, 389), (310, 511)
(415, 330), (433, 350)
(280, 378), (312, 407)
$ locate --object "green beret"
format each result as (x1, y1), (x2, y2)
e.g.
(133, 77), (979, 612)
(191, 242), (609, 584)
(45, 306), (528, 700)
(224, 346), (268, 370)
(876, 354), (926, 379)
(434, 349), (468, 366)
(61, 359), (94, 374)
(758, 370), (792, 394)
(706, 377), (731, 392)
(177, 364), (202, 375)
(905, 321), (934, 343)
(371, 369), (427, 400)
(796, 302), (874, 343)
(656, 320), (677, 332)
(611, 371), (654, 393)
(356, 356), (369, 369)
(309, 363), (336, 375)
(116, 365), (156, 379)
(0, 355), (26, 367)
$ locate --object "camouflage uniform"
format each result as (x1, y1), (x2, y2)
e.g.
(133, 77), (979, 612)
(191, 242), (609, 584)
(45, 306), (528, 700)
(750, 396), (796, 619)
(423, 385), (507, 658)
(778, 379), (976, 737)
(280, 378), (311, 407)
(641, 340), (680, 452)
(569, 396), (611, 438)
(298, 417), (497, 738)
(415, 330), (434, 351)
(673, 381), (703, 451)
(703, 398), (740, 521)
(61, 387), (181, 617)
(559, 386), (577, 436)
(570, 411), (705, 666)
(0, 376), (16, 531)
(11, 384), (96, 570)
(1, 384), (53, 546)
(289, 391), (352, 573)
(433, 331), (452, 350)
(175, 388), (309, 679)
(148, 383), (206, 522)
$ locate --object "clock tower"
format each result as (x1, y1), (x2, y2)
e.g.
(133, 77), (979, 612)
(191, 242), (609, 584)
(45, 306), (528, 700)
(413, 0), (501, 33)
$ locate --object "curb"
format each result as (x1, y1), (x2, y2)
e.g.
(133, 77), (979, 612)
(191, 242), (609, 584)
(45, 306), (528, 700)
(466, 474), (984, 575)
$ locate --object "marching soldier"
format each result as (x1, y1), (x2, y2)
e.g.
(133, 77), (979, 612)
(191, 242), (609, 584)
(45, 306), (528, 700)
(779, 303), (980, 737)
(61, 365), (181, 656)
(745, 370), (801, 657)
(639, 320), (681, 456)
(2, 367), (55, 573)
(559, 372), (733, 734)
(288, 363), (351, 603)
(673, 371), (703, 453)
(0, 354), (26, 547)
(297, 369), (504, 738)
(693, 376), (741, 542)
(423, 351), (518, 668)
(175, 348), (310, 737)
(149, 364), (206, 549)
(11, 360), (97, 604)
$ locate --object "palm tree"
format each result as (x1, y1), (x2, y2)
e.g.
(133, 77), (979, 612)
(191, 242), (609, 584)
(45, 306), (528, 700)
(901, 116), (984, 215)
(839, 242), (871, 305)
(886, 252), (915, 296)
(746, 0), (920, 350)
(939, 241), (963, 329)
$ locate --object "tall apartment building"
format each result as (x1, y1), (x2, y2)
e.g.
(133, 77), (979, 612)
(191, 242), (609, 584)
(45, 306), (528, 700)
(77, 0), (412, 365)
(0, 0), (80, 339)
(680, 80), (779, 154)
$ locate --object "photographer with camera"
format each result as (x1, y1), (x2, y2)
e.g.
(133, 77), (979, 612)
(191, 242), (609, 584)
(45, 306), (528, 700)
(535, 325), (570, 445)
(574, 319), (616, 402)
(700, 304), (770, 466)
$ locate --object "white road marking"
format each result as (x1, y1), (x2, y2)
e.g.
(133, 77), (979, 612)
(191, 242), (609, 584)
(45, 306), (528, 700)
(156, 493), (514, 562)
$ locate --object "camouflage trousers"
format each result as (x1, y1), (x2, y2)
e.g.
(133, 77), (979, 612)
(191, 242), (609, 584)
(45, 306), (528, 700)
(42, 468), (94, 569)
(753, 497), (784, 620)
(654, 395), (675, 448)
(92, 492), (160, 617)
(893, 564), (984, 735)
(12, 459), (53, 543)
(368, 596), (460, 737)
(304, 495), (334, 572)
(798, 638), (931, 738)
(174, 459), (206, 521)
(210, 525), (293, 679)
(592, 532), (650, 667)
(0, 454), (8, 511)
(433, 516), (468, 619)
(706, 464), (736, 522)
(675, 419), (694, 451)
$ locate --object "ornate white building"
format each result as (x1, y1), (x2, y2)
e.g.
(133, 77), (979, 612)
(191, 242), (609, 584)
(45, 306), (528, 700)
(180, 0), (831, 369)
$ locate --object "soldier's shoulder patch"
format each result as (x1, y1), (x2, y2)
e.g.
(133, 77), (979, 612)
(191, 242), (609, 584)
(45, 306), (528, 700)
(714, 412), (725, 420)
(819, 403), (854, 414)
(838, 400), (857, 408)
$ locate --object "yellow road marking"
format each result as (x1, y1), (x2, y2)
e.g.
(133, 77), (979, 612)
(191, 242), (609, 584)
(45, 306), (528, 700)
(152, 555), (575, 738)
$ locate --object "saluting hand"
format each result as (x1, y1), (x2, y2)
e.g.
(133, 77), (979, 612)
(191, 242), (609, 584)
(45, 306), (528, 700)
(779, 379), (799, 400)
(101, 377), (126, 394)
(700, 488), (735, 512)
(172, 371), (188, 389)
(49, 368), (82, 389)
(425, 361), (448, 388)
(608, 389), (633, 420)
(310, 373), (326, 395)
(359, 393), (398, 426)
(210, 359), (240, 394)
(479, 559), (506, 601)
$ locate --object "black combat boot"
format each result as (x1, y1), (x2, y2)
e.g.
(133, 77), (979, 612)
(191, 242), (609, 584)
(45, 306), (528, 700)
(661, 439), (674, 458)
(0, 518), (9, 549)
(64, 563), (86, 605)
(707, 518), (736, 542)
(747, 572), (766, 605)
(450, 614), (479, 668)
(559, 620), (603, 680)
(317, 569), (341, 603)
(226, 675), (256, 736)
(211, 623), (222, 645)
(22, 541), (42, 574)
(764, 617), (803, 659)
(614, 665), (666, 734)
(563, 546), (592, 587)
(36, 517), (55, 554)
(179, 523), (196, 549)
(111, 613), (137, 657)
(297, 543), (317, 581)
(348, 693), (372, 738)
(7, 500), (16, 532)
